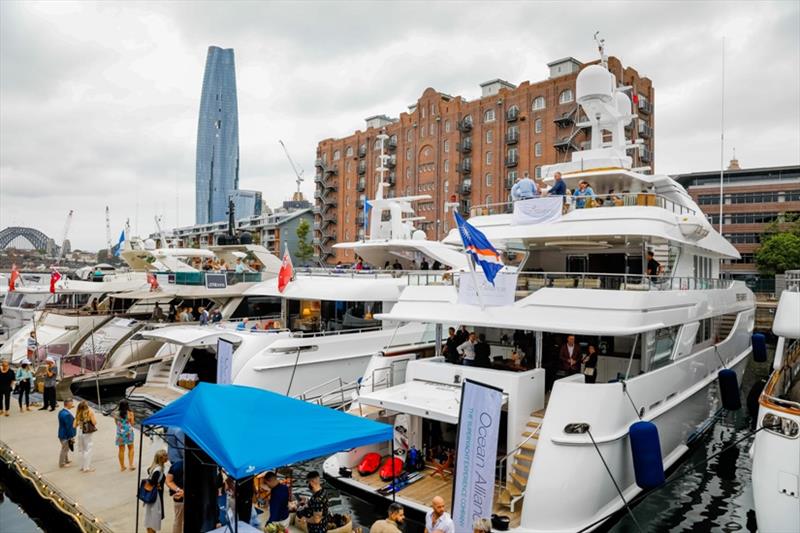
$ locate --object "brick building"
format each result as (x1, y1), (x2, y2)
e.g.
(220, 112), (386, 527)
(314, 56), (655, 263)
(675, 163), (800, 281)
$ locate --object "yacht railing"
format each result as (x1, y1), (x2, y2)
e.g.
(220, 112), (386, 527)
(406, 270), (733, 293)
(294, 376), (361, 408)
(150, 271), (265, 286)
(469, 192), (697, 218)
(763, 338), (800, 411)
(786, 270), (800, 291)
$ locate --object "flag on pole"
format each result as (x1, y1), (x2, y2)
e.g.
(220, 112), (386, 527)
(278, 244), (294, 293)
(49, 269), (62, 294)
(453, 211), (503, 285)
(8, 263), (19, 292)
(362, 199), (372, 236)
(147, 272), (159, 292)
(112, 229), (125, 257)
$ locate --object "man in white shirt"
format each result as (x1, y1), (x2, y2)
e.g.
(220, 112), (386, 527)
(456, 332), (477, 366)
(424, 496), (454, 533)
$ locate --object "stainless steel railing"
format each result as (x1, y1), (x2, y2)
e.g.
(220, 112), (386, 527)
(469, 192), (697, 217)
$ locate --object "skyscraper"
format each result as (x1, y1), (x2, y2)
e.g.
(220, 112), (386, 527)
(196, 46), (239, 224)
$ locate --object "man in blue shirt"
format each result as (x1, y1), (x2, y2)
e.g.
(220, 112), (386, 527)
(57, 398), (76, 467)
(264, 471), (291, 526)
(166, 426), (185, 464)
(548, 172), (567, 196)
(573, 180), (596, 209)
(511, 172), (538, 201)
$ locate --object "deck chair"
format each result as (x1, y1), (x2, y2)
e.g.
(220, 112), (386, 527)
(430, 450), (454, 479)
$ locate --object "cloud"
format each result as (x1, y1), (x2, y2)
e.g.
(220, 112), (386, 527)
(1, 0), (798, 250)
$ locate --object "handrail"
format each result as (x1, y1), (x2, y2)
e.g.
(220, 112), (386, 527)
(469, 192), (697, 218)
(498, 423), (541, 467)
(495, 423), (542, 497)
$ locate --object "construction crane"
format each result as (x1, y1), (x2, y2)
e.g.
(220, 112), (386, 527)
(154, 215), (169, 248)
(279, 140), (304, 195)
(55, 210), (74, 264)
(105, 206), (113, 255)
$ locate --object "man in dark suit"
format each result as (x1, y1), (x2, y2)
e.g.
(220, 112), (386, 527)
(559, 335), (580, 375)
(444, 328), (460, 364)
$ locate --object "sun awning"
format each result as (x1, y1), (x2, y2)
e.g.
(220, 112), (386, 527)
(358, 379), (507, 424)
(138, 326), (243, 347)
(143, 383), (393, 479)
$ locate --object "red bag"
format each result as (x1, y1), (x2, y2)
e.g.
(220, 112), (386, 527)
(379, 457), (404, 481)
(357, 453), (382, 476)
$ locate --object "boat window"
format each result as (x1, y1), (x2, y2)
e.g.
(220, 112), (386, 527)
(649, 326), (679, 371)
(4, 292), (23, 307)
(695, 318), (712, 345)
(230, 296), (282, 320)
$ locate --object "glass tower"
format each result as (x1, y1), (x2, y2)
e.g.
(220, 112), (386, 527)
(196, 46), (239, 224)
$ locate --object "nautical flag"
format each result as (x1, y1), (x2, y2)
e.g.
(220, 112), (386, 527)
(147, 272), (159, 292)
(112, 229), (125, 257)
(8, 263), (19, 292)
(278, 243), (293, 293)
(362, 199), (372, 235)
(49, 269), (62, 294)
(453, 211), (503, 285)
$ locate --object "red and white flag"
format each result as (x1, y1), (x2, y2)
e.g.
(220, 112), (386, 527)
(147, 272), (159, 291)
(278, 244), (293, 293)
(49, 269), (62, 294)
(8, 263), (19, 292)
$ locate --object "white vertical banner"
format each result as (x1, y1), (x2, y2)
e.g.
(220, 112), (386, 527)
(216, 338), (235, 385)
(452, 379), (504, 532)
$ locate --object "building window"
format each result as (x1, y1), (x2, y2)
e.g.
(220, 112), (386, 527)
(485, 195), (492, 206)
(534, 118), (542, 133)
(333, 150), (341, 161)
(486, 151), (493, 164)
(346, 146), (353, 157)
(444, 140), (449, 153)
(486, 130), (493, 144)
(535, 166), (542, 178)
(346, 161), (352, 173)
(407, 130), (412, 142)
(406, 168), (411, 179)
(444, 159), (449, 173)
(321, 153), (328, 163)
(532, 96), (545, 110)
(421, 106), (426, 119)
(420, 127), (425, 138)
(507, 147), (518, 161)
(445, 119), (451, 132)
(559, 89), (574, 104)
(430, 103), (435, 116)
(406, 148), (412, 161)
(430, 123), (435, 135)
(508, 170), (517, 181)
(485, 172), (492, 186)
(534, 142), (542, 157)
(374, 139), (382, 150)
(484, 109), (496, 123)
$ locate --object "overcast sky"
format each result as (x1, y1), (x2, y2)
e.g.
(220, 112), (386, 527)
(1, 0), (798, 250)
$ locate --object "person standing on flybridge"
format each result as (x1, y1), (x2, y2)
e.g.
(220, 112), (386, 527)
(511, 172), (538, 201)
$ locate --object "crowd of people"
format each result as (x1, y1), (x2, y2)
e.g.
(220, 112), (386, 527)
(192, 256), (260, 273)
(443, 326), (530, 371)
(335, 256), (447, 272)
(510, 171), (639, 209)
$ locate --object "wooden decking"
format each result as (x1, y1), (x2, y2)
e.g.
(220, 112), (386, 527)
(128, 384), (183, 408)
(353, 467), (522, 528)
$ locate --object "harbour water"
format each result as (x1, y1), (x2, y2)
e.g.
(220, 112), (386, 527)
(0, 356), (772, 533)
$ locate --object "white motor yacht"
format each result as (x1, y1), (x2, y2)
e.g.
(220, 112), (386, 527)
(322, 45), (757, 532)
(751, 270), (800, 533)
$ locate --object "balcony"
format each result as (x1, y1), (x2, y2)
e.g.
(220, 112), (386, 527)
(357, 161), (367, 175)
(638, 121), (653, 139)
(638, 98), (652, 115)
(356, 178), (366, 192)
(459, 159), (472, 174)
(356, 213), (365, 225)
(458, 138), (472, 153)
(506, 107), (519, 122)
(386, 172), (396, 186)
(388, 137), (397, 150)
(358, 146), (367, 158)
(460, 179), (472, 195)
(505, 176), (514, 189)
(505, 156), (518, 168)
(387, 155), (397, 168)
(505, 130), (519, 144)
(640, 147), (652, 163)
(553, 136), (578, 152)
(458, 118), (473, 132)
(356, 199), (365, 209)
(554, 107), (577, 128)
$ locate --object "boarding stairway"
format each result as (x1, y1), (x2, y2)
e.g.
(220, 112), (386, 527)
(497, 409), (545, 512)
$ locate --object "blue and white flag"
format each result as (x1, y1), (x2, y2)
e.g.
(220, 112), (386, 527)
(453, 211), (503, 285)
(111, 229), (125, 257)
(362, 199), (372, 234)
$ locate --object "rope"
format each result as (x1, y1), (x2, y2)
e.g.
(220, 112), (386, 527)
(586, 429), (644, 533)
(621, 380), (643, 420)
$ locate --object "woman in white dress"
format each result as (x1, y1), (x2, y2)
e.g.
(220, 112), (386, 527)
(143, 449), (169, 533)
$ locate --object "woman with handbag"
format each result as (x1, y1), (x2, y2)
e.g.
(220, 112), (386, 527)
(582, 344), (599, 384)
(142, 449), (169, 533)
(73, 400), (98, 472)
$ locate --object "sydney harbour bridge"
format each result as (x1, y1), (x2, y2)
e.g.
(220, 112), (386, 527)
(0, 226), (58, 254)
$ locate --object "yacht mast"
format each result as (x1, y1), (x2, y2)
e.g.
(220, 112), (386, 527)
(719, 37), (726, 233)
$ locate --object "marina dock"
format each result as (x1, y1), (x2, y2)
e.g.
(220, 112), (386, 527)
(0, 406), (172, 533)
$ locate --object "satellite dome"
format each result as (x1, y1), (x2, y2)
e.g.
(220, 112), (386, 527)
(412, 229), (427, 241)
(239, 232), (253, 245)
(614, 92), (633, 126)
(144, 239), (156, 250)
(576, 65), (615, 104)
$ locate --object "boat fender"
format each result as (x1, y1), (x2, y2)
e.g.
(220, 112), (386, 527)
(356, 452), (382, 476)
(718, 368), (742, 411)
(629, 421), (665, 490)
(379, 457), (404, 481)
(751, 333), (767, 363)
(491, 514), (511, 531)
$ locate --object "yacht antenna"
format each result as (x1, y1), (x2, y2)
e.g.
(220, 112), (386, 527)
(594, 31), (607, 68)
(55, 210), (73, 264)
(105, 206), (113, 256)
(718, 37), (726, 233)
(154, 215), (168, 248)
(278, 140), (304, 195)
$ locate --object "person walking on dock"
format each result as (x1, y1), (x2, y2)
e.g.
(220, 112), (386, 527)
(0, 359), (15, 416)
(39, 357), (58, 411)
(57, 398), (76, 467)
(116, 399), (136, 471)
(143, 449), (169, 533)
(370, 503), (405, 533)
(74, 400), (97, 472)
(26, 331), (38, 360)
(165, 458), (185, 533)
(424, 496), (454, 533)
(15, 361), (34, 412)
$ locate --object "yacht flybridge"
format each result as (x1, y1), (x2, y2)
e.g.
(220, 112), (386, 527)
(751, 270), (800, 533)
(323, 43), (757, 532)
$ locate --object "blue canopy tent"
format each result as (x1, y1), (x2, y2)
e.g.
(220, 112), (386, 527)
(138, 383), (394, 532)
